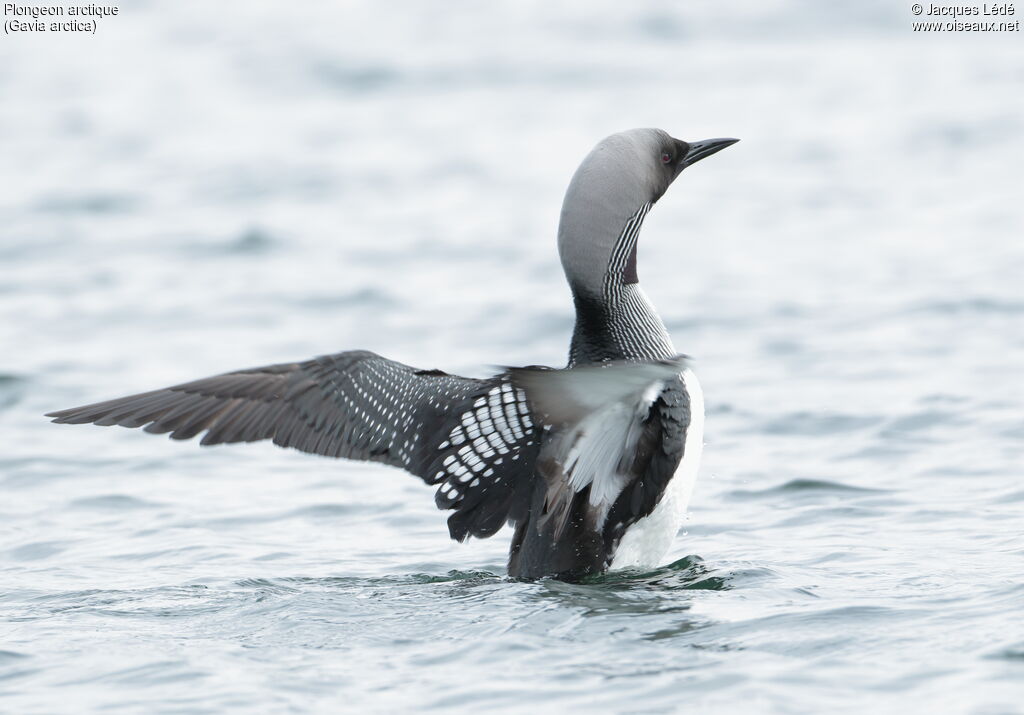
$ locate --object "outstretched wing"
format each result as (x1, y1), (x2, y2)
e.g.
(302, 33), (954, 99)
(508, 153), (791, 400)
(47, 350), (542, 540)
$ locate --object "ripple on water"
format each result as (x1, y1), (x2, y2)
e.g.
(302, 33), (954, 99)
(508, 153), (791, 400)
(758, 411), (883, 436)
(291, 287), (399, 310)
(174, 502), (388, 531)
(68, 494), (163, 511)
(6, 541), (68, 562)
(32, 193), (139, 215)
(61, 660), (208, 688)
(911, 297), (1024, 316)
(0, 650), (35, 686)
(579, 556), (733, 592)
(0, 651), (30, 663)
(0, 374), (26, 411)
(987, 645), (1024, 662)
(879, 409), (965, 437)
(727, 478), (886, 502)
(220, 226), (277, 255)
(109, 545), (206, 563)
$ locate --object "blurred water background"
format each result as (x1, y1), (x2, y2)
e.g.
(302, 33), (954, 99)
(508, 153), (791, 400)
(1, 1), (1023, 712)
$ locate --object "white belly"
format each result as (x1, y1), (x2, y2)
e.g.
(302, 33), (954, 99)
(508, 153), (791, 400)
(609, 368), (704, 570)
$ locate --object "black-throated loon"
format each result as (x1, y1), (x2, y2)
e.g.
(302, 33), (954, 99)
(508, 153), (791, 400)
(47, 129), (738, 581)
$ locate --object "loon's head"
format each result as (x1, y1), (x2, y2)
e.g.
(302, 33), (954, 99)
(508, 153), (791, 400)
(557, 128), (738, 298)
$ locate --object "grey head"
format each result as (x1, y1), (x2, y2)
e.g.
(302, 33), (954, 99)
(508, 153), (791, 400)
(557, 128), (738, 298)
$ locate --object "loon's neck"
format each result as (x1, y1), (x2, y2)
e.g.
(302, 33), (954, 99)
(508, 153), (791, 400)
(568, 284), (675, 366)
(562, 202), (675, 366)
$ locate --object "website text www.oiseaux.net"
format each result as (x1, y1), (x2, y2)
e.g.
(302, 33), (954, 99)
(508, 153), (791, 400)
(911, 2), (1020, 30)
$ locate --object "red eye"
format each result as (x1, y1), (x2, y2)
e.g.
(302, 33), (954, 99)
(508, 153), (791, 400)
(661, 152), (672, 164)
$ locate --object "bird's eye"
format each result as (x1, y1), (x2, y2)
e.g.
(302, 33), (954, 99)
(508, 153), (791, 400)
(661, 152), (672, 164)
